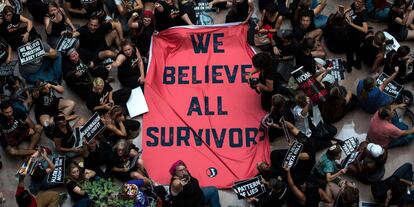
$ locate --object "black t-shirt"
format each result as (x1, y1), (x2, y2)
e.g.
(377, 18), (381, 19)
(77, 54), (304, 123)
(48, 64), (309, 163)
(85, 83), (113, 111)
(78, 22), (112, 51)
(118, 49), (141, 80)
(84, 144), (109, 170)
(0, 109), (29, 146)
(0, 14), (21, 36)
(383, 51), (407, 84)
(34, 84), (59, 114)
(132, 26), (154, 56)
(275, 37), (300, 57)
(66, 179), (88, 202)
(0, 40), (9, 64)
(387, 9), (404, 37)
(292, 23), (314, 42)
(360, 36), (382, 66)
(348, 3), (368, 41)
(154, 1), (183, 31)
(52, 123), (74, 149)
(62, 57), (92, 85)
(295, 51), (316, 74)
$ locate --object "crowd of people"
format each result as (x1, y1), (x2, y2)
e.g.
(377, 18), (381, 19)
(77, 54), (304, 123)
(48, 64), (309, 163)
(0, 0), (412, 206)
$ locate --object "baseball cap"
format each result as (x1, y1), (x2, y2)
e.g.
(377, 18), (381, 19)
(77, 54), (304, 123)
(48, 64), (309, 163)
(367, 143), (384, 158)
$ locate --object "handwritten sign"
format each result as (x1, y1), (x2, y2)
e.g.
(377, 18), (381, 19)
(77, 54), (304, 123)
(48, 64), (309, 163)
(232, 176), (266, 199)
(282, 141), (303, 169)
(376, 73), (403, 98)
(18, 39), (45, 65)
(56, 36), (77, 52)
(47, 156), (65, 183)
(0, 61), (17, 76)
(340, 137), (359, 156)
(80, 112), (105, 143)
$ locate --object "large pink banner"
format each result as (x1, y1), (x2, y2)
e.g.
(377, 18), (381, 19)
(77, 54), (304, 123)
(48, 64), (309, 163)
(142, 24), (269, 188)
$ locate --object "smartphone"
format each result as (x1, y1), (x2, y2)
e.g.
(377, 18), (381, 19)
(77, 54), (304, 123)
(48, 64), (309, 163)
(338, 5), (345, 14)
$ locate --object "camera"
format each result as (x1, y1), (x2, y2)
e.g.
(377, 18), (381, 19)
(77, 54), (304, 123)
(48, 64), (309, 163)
(248, 77), (260, 94)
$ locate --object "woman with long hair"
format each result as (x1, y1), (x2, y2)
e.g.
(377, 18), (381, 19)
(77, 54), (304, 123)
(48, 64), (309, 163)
(255, 3), (283, 41)
(44, 2), (77, 48)
(65, 162), (95, 207)
(320, 85), (357, 123)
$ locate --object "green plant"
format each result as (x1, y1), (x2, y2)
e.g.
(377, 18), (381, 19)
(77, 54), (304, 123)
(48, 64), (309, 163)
(81, 178), (134, 207)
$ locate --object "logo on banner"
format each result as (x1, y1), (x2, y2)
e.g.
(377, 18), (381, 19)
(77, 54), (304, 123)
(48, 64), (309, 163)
(206, 167), (218, 178)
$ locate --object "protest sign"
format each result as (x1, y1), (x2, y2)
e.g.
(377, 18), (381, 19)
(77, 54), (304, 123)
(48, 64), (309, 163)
(56, 36), (77, 52)
(127, 87), (148, 118)
(18, 39), (45, 65)
(0, 61), (17, 76)
(17, 157), (38, 176)
(47, 156), (65, 183)
(80, 112), (105, 143)
(340, 137), (359, 156)
(282, 141), (303, 169)
(327, 58), (345, 81)
(232, 176), (266, 199)
(69, 127), (82, 148)
(81, 0), (97, 4)
(376, 73), (403, 98)
(291, 66), (328, 104)
(341, 151), (360, 168)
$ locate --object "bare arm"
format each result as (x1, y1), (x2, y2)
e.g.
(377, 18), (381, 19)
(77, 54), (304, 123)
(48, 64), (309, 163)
(50, 83), (64, 93)
(111, 21), (124, 40)
(285, 169), (306, 205)
(20, 15), (33, 33)
(243, 0), (254, 23)
(380, 68), (399, 92)
(313, 0), (327, 16)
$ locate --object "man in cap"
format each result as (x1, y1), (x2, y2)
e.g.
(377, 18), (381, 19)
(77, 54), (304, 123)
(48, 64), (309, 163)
(169, 160), (221, 207)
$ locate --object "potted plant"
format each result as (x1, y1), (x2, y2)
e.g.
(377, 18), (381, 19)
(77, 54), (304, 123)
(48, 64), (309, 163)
(82, 178), (134, 207)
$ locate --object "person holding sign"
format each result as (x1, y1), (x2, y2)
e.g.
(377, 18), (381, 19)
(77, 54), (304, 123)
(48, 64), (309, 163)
(169, 160), (221, 207)
(51, 114), (86, 159)
(383, 45), (414, 84)
(128, 11), (155, 59)
(44, 2), (77, 48)
(102, 105), (141, 143)
(0, 6), (39, 49)
(312, 144), (347, 186)
(113, 0), (143, 34)
(246, 178), (288, 207)
(367, 104), (414, 148)
(0, 101), (42, 156)
(108, 40), (145, 89)
(107, 139), (143, 182)
(356, 68), (398, 114)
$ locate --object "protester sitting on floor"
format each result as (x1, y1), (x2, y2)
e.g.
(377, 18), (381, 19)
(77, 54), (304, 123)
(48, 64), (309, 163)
(128, 11), (155, 59)
(323, 11), (348, 53)
(347, 141), (387, 184)
(72, 15), (124, 63)
(123, 178), (150, 207)
(367, 104), (414, 148)
(18, 41), (62, 85)
(32, 81), (76, 129)
(28, 147), (61, 195)
(325, 179), (360, 207)
(312, 144), (347, 186)
(387, 0), (414, 41)
(247, 177), (288, 207)
(383, 45), (414, 84)
(295, 38), (321, 75)
(261, 94), (295, 141)
(108, 40), (145, 89)
(249, 52), (292, 111)
(344, 0), (369, 72)
(114, 0), (143, 34)
(4, 76), (33, 114)
(291, 0), (325, 28)
(356, 68), (398, 114)
(82, 138), (111, 179)
(320, 85), (357, 123)
(102, 105), (140, 143)
(371, 162), (414, 206)
(210, 0), (253, 24)
(0, 6), (39, 49)
(62, 49), (109, 99)
(169, 160), (221, 207)
(16, 174), (60, 207)
(107, 139), (143, 182)
(65, 162), (96, 207)
(0, 39), (12, 64)
(0, 101), (42, 156)
(270, 121), (316, 186)
(44, 2), (77, 48)
(256, 3), (283, 41)
(292, 11), (324, 50)
(64, 0), (105, 18)
(292, 92), (337, 151)
(51, 114), (86, 159)
(359, 31), (386, 74)
(86, 77), (131, 115)
(153, 0), (194, 31)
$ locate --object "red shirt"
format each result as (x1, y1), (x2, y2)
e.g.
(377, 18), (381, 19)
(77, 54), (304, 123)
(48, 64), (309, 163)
(15, 186), (37, 207)
(367, 112), (403, 148)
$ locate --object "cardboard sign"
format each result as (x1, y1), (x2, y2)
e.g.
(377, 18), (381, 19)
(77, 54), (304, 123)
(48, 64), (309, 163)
(56, 36), (77, 52)
(327, 58), (345, 81)
(0, 61), (17, 76)
(17, 39), (45, 65)
(194, 2), (216, 18)
(376, 73), (403, 98)
(80, 112), (105, 143)
(341, 151), (360, 168)
(383, 32), (400, 58)
(282, 141), (303, 169)
(127, 87), (149, 118)
(47, 156), (65, 183)
(291, 66), (328, 104)
(340, 137), (359, 156)
(232, 176), (266, 199)
(280, 116), (293, 143)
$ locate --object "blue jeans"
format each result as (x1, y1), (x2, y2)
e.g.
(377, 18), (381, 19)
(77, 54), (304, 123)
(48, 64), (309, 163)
(29, 176), (62, 195)
(389, 115), (414, 148)
(26, 53), (62, 84)
(201, 186), (221, 207)
(365, 0), (390, 21)
(74, 197), (92, 207)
